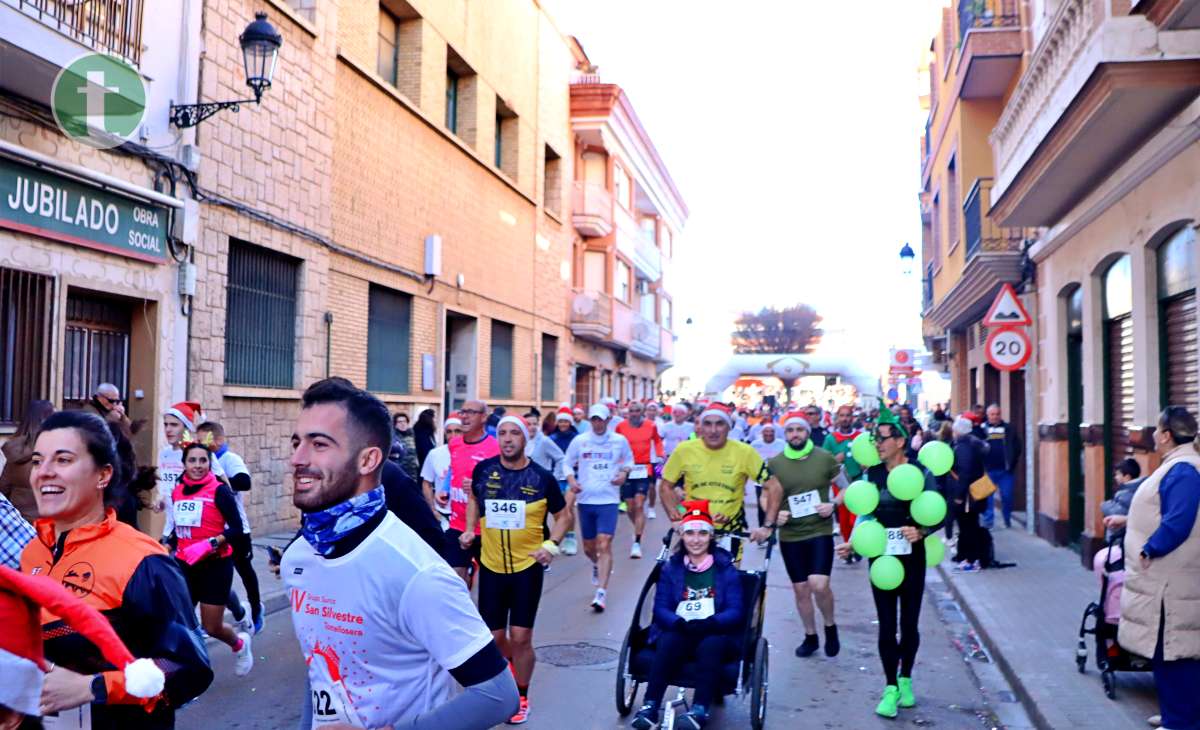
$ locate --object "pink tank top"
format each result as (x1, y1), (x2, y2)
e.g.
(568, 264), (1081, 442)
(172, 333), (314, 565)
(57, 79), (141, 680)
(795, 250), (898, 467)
(172, 476), (233, 557)
(447, 434), (499, 533)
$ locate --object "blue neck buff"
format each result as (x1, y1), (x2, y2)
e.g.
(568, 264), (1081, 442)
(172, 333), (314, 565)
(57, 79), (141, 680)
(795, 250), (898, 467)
(300, 486), (386, 557)
(214, 443), (229, 459)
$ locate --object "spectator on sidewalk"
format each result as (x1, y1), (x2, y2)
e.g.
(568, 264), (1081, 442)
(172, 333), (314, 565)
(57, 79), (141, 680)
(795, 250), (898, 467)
(1120, 406), (1200, 730)
(0, 400), (54, 523)
(0, 492), (33, 569)
(1101, 458), (1144, 543)
(391, 412), (420, 481)
(949, 417), (989, 572)
(413, 408), (438, 470)
(981, 404), (1022, 529)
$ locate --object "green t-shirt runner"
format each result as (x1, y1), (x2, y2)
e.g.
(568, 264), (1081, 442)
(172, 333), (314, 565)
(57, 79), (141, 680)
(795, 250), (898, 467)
(769, 441), (841, 542)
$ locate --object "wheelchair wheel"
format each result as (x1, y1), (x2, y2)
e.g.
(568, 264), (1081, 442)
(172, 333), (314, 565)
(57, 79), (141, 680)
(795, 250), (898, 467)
(1102, 669), (1116, 700)
(750, 636), (769, 730)
(615, 629), (640, 716)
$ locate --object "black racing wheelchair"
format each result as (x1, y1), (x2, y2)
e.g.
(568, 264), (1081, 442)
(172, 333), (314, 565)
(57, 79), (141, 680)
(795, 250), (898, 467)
(615, 529), (773, 729)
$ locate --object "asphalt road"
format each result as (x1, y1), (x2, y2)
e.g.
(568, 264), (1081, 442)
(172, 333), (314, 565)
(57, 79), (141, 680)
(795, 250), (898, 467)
(179, 502), (1030, 730)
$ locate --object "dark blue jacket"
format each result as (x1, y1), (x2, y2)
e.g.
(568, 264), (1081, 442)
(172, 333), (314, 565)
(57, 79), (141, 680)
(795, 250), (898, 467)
(650, 547), (744, 642)
(549, 427), (578, 456)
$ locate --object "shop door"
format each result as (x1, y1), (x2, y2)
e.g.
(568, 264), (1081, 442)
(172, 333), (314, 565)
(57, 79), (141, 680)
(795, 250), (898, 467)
(1105, 314), (1135, 488)
(1067, 332), (1085, 544)
(1009, 369), (1026, 513)
(574, 365), (593, 408)
(1161, 291), (1198, 410)
(984, 364), (1001, 407)
(443, 314), (477, 417)
(63, 292), (131, 409)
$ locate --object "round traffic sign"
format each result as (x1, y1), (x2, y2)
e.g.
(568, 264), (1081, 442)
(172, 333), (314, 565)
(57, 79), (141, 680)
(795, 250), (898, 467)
(985, 327), (1031, 371)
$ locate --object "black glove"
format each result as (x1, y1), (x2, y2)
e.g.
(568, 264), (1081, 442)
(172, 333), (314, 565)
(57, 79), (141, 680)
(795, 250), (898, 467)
(668, 616), (688, 633)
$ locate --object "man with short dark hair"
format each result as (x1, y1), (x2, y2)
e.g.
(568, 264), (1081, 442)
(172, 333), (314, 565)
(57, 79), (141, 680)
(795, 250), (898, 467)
(284, 379), (517, 729)
(805, 405), (829, 448)
(982, 404), (1021, 529)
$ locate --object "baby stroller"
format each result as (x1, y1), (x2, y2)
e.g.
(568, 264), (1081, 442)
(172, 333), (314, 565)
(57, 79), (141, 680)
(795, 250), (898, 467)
(1076, 536), (1152, 698)
(615, 529), (772, 729)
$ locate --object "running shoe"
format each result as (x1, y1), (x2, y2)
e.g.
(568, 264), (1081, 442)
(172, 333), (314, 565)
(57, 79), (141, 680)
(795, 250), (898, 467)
(253, 603), (265, 635)
(591, 564), (599, 586)
(631, 702), (660, 730)
(875, 686), (899, 719)
(507, 696), (529, 724)
(619, 501), (628, 513)
(561, 533), (578, 555)
(679, 704), (709, 730)
(236, 600), (254, 634)
(647, 506), (657, 520)
(630, 542), (643, 559)
(897, 677), (915, 708)
(233, 632), (254, 677)
(591, 589), (606, 612)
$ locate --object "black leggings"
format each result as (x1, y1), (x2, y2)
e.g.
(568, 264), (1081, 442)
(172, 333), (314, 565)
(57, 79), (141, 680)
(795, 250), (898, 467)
(646, 630), (737, 708)
(870, 544), (926, 686)
(224, 533), (262, 619)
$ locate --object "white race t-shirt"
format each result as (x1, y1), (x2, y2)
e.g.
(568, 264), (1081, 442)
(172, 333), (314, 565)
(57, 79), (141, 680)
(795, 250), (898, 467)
(284, 512), (493, 729)
(419, 445), (452, 515)
(217, 449), (251, 533)
(658, 421), (695, 457)
(562, 431), (633, 505)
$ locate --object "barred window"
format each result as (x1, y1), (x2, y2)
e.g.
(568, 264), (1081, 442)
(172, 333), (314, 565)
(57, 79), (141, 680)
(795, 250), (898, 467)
(490, 320), (514, 399)
(541, 334), (557, 402)
(367, 285), (412, 393)
(0, 268), (52, 424)
(224, 240), (299, 388)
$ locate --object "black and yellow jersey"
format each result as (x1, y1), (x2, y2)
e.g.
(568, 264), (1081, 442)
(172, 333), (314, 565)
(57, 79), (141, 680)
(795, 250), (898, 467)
(471, 456), (566, 573)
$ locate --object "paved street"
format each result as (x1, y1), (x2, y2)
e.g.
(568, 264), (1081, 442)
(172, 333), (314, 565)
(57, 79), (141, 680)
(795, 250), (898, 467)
(180, 500), (1030, 730)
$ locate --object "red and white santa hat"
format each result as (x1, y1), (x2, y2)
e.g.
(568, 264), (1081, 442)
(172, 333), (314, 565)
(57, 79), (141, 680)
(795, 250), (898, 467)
(556, 406), (574, 422)
(698, 402), (733, 425)
(496, 415), (529, 440)
(0, 566), (165, 717)
(164, 401), (203, 432)
(679, 499), (715, 534)
(781, 411), (810, 430)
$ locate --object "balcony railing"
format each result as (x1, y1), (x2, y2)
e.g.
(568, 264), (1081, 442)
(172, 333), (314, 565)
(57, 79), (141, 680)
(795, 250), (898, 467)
(958, 0), (1021, 44)
(923, 116), (932, 166)
(963, 178), (1023, 258)
(570, 290), (613, 338)
(6, 0), (144, 64)
(631, 313), (660, 359)
(923, 263), (935, 313)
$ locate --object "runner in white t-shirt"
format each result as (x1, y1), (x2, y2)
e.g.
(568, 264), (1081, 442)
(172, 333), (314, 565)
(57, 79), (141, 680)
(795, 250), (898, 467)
(658, 403), (696, 460)
(419, 416), (464, 522)
(284, 379), (517, 729)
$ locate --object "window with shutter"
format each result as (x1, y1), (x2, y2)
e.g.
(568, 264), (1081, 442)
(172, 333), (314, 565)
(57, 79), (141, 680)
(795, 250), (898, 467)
(490, 320), (514, 399)
(225, 241), (299, 388)
(367, 285), (412, 393)
(0, 268), (52, 424)
(1104, 255), (1135, 465)
(1158, 226), (1197, 410)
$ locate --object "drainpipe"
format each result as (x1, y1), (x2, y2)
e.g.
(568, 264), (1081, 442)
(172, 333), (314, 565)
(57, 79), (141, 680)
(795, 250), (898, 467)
(324, 312), (333, 378)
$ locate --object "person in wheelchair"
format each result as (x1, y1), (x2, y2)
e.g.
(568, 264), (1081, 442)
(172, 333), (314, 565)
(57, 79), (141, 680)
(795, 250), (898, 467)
(632, 500), (746, 730)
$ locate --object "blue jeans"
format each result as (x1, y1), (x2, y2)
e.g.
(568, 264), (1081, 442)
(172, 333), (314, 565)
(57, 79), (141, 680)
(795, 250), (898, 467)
(984, 469), (1015, 528)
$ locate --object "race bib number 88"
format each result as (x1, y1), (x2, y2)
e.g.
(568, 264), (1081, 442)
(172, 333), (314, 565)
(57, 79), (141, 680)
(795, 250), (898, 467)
(885, 528), (912, 556)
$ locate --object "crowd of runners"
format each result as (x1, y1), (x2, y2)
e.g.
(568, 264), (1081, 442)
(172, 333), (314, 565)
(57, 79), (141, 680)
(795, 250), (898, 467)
(0, 378), (993, 729)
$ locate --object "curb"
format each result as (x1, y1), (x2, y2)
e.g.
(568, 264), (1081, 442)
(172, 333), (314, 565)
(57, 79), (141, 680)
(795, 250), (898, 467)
(936, 563), (1052, 730)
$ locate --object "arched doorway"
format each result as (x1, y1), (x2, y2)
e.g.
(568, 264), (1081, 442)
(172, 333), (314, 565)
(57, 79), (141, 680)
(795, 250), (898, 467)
(1102, 255), (1134, 497)
(1064, 285), (1085, 544)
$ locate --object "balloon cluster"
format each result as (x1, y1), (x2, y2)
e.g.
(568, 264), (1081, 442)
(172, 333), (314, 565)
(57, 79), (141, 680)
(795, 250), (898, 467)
(842, 435), (953, 589)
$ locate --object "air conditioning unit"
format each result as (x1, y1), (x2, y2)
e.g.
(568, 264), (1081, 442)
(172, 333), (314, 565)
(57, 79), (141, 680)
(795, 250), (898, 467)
(424, 235), (442, 277)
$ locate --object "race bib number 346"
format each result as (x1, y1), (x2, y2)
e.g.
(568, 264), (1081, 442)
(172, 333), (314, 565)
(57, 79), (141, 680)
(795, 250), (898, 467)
(485, 499), (526, 530)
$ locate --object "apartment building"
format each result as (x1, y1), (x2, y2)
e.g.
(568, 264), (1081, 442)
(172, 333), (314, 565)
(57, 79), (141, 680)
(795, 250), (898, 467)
(989, 0), (1200, 562)
(919, 0), (1031, 513)
(567, 43), (688, 407)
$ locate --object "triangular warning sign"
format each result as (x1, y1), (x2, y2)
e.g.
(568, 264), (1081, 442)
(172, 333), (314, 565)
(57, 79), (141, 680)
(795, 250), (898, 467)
(983, 283), (1032, 328)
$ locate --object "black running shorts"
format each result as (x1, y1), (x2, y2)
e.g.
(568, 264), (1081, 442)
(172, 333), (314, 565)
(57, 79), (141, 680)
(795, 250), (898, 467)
(477, 563), (545, 630)
(780, 534), (835, 584)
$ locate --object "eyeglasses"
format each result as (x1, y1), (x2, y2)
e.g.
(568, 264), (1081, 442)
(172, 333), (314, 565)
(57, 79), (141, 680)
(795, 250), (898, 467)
(459, 408), (485, 415)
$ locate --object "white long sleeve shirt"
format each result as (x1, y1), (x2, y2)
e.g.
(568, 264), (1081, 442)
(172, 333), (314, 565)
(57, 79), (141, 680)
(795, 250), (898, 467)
(562, 430), (633, 505)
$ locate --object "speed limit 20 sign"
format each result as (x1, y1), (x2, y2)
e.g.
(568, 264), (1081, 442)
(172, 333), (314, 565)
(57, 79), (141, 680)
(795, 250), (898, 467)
(985, 327), (1031, 371)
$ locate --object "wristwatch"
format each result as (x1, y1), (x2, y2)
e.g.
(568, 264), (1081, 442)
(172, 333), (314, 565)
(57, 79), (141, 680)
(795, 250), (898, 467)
(208, 537), (219, 550)
(91, 674), (107, 703)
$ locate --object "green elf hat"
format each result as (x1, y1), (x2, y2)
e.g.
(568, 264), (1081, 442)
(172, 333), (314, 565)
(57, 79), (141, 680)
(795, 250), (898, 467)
(873, 399), (908, 441)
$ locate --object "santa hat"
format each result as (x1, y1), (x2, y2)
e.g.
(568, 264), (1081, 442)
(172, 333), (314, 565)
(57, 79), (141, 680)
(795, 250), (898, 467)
(671, 402), (689, 414)
(679, 500), (714, 534)
(698, 402), (733, 425)
(781, 411), (810, 429)
(496, 415), (529, 440)
(164, 401), (203, 432)
(556, 406), (573, 422)
(0, 566), (165, 716)
(444, 416), (463, 428)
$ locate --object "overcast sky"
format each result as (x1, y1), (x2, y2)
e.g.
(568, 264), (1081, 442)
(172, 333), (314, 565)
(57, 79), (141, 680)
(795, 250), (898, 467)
(546, 0), (945, 388)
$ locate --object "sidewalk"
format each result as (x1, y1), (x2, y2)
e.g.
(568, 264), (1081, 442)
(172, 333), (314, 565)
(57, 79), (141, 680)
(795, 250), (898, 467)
(228, 532), (297, 617)
(937, 523), (1158, 729)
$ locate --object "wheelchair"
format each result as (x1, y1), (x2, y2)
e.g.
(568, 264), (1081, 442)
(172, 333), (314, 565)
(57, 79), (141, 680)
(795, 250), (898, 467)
(615, 529), (773, 729)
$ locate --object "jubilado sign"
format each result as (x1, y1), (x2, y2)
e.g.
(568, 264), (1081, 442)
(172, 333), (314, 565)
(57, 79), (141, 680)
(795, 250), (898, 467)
(0, 156), (170, 263)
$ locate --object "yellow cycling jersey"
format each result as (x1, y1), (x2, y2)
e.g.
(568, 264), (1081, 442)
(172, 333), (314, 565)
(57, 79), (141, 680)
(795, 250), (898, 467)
(661, 438), (768, 534)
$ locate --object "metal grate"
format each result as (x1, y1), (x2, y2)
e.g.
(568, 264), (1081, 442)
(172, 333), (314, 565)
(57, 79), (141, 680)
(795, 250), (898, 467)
(0, 268), (53, 425)
(8, 0), (145, 65)
(958, 0), (1020, 45)
(366, 285), (412, 394)
(224, 240), (299, 388)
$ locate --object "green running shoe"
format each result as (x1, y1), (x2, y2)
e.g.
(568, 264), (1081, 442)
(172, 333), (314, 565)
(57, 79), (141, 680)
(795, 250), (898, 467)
(897, 677), (916, 708)
(875, 685), (900, 719)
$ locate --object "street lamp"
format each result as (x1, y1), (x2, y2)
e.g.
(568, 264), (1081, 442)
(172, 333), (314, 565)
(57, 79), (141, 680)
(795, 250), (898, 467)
(898, 242), (915, 276)
(170, 12), (283, 128)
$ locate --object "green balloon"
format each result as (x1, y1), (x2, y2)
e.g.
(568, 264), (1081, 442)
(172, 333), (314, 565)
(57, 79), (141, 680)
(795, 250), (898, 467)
(911, 491), (948, 527)
(851, 520), (887, 558)
(850, 431), (882, 468)
(924, 534), (946, 567)
(843, 480), (880, 516)
(870, 555), (905, 591)
(887, 464), (924, 501)
(918, 441), (954, 477)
